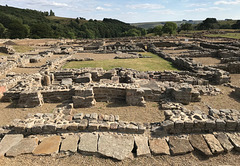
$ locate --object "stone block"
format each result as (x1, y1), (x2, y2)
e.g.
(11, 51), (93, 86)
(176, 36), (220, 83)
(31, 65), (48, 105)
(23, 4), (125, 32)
(205, 120), (216, 132)
(214, 132), (234, 152)
(78, 133), (98, 154)
(42, 124), (56, 133)
(174, 120), (184, 134)
(98, 133), (134, 161)
(216, 119), (226, 131)
(6, 137), (38, 157)
(149, 138), (170, 155)
(33, 135), (61, 156)
(225, 120), (237, 131)
(184, 120), (194, 133)
(99, 122), (110, 131)
(0, 134), (24, 157)
(67, 123), (79, 131)
(162, 120), (174, 133)
(203, 134), (224, 154)
(169, 136), (194, 155)
(78, 119), (88, 130)
(110, 122), (118, 130)
(60, 135), (79, 153)
(189, 134), (212, 156)
(125, 123), (138, 133)
(134, 136), (150, 156)
(227, 133), (240, 152)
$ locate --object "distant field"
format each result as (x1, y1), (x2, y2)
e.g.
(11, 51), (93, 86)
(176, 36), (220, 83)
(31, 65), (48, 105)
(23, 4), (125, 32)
(12, 45), (34, 53)
(63, 52), (178, 71)
(205, 33), (240, 39)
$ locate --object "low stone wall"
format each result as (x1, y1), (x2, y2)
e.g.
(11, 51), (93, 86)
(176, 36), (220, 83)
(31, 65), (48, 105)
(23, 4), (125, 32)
(149, 46), (230, 85)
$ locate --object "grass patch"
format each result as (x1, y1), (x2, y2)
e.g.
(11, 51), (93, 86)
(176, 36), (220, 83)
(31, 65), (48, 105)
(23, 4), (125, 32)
(205, 33), (240, 39)
(0, 52), (9, 56)
(12, 45), (34, 53)
(63, 52), (178, 71)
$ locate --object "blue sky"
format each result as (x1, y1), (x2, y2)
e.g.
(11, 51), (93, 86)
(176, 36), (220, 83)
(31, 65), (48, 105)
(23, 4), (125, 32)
(0, 0), (239, 23)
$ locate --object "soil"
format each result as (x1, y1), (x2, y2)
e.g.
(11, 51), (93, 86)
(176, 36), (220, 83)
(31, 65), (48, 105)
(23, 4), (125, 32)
(193, 57), (221, 65)
(185, 86), (240, 113)
(231, 74), (240, 87)
(0, 151), (239, 166)
(73, 102), (164, 123)
(0, 102), (59, 126)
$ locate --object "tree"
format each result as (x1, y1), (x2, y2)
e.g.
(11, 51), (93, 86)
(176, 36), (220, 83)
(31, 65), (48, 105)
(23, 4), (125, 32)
(162, 22), (177, 35)
(8, 21), (28, 38)
(50, 10), (55, 16)
(124, 28), (141, 37)
(153, 25), (163, 36)
(0, 23), (6, 38)
(30, 23), (53, 38)
(232, 20), (240, 29)
(140, 28), (147, 36)
(180, 23), (193, 32)
(197, 18), (219, 30)
(43, 11), (49, 16)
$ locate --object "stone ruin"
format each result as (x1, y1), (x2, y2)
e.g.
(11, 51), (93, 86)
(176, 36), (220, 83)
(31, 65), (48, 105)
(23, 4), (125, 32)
(0, 36), (240, 161)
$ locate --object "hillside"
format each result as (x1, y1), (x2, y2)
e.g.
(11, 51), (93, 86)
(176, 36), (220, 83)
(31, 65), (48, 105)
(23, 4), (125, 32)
(132, 20), (237, 29)
(0, 5), (144, 39)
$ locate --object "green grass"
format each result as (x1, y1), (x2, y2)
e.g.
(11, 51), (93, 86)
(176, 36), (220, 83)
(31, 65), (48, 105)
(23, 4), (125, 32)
(12, 45), (34, 53)
(205, 33), (240, 39)
(63, 52), (178, 71)
(0, 52), (9, 56)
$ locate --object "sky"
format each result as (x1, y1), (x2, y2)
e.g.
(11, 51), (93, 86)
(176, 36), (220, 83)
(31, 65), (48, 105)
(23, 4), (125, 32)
(0, 0), (239, 23)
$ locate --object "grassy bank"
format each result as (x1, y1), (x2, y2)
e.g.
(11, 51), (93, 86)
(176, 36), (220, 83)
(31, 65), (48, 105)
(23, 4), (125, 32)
(63, 52), (178, 71)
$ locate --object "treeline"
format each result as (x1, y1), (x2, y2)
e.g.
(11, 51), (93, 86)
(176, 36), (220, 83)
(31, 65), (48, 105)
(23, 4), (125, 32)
(148, 18), (240, 36)
(0, 5), (145, 39)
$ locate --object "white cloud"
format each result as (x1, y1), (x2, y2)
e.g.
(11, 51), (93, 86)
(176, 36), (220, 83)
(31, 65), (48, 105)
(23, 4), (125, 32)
(149, 9), (175, 15)
(214, 0), (240, 5)
(96, 6), (104, 10)
(185, 6), (226, 12)
(126, 3), (165, 10)
(95, 6), (112, 11)
(103, 4), (112, 7)
(187, 3), (208, 7)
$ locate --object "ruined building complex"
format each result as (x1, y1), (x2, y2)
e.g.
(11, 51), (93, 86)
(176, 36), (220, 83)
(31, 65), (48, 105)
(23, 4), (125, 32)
(0, 37), (240, 160)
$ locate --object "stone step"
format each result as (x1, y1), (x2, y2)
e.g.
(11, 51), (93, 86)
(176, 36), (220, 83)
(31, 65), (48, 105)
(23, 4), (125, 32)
(0, 134), (23, 157)
(1, 132), (239, 160)
(32, 135), (61, 156)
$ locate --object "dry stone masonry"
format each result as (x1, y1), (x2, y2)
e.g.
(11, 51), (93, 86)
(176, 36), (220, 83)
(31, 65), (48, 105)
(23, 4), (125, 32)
(0, 36), (240, 161)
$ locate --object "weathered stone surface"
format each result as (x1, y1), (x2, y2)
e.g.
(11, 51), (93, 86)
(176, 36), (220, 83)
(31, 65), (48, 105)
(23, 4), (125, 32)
(189, 134), (212, 156)
(0, 134), (23, 157)
(214, 132), (234, 152)
(32, 135), (61, 155)
(78, 133), (98, 154)
(227, 133), (240, 152)
(134, 136), (150, 156)
(98, 133), (134, 160)
(60, 135), (79, 153)
(169, 136), (194, 155)
(6, 137), (38, 157)
(149, 138), (170, 155)
(203, 134), (224, 154)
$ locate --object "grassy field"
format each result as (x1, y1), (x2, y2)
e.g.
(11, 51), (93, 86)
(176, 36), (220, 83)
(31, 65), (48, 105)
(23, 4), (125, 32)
(12, 45), (34, 53)
(63, 52), (178, 71)
(205, 33), (240, 39)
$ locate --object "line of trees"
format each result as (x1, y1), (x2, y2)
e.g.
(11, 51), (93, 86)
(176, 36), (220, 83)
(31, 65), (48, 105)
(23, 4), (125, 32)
(0, 5), (145, 39)
(148, 18), (240, 37)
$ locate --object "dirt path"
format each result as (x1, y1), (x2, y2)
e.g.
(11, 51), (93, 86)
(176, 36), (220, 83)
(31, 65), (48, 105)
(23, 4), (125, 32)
(0, 151), (239, 166)
(73, 102), (164, 123)
(0, 103), (59, 126)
